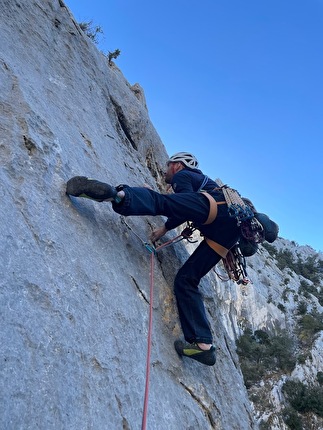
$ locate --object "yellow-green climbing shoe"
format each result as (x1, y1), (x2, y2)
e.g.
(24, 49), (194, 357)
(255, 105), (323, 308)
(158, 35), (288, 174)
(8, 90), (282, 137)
(174, 339), (216, 366)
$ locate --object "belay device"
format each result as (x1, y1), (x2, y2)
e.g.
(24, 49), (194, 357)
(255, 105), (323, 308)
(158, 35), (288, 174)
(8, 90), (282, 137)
(214, 179), (279, 285)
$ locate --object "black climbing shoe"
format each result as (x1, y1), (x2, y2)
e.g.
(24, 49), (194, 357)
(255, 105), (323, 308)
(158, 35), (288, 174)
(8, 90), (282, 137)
(66, 176), (118, 202)
(174, 340), (216, 366)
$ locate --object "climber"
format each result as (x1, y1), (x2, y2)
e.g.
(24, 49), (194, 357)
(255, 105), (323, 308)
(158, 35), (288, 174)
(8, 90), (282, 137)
(66, 152), (241, 366)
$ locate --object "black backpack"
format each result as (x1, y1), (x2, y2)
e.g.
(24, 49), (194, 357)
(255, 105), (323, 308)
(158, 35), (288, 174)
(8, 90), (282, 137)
(239, 212), (279, 257)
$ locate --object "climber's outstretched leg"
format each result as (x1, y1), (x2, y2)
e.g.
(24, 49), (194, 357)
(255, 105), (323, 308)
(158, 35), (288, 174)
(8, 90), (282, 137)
(66, 176), (210, 225)
(66, 176), (119, 202)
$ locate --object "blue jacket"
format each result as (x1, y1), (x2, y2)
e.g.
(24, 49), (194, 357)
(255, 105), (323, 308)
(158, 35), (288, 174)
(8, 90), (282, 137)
(165, 168), (240, 250)
(165, 168), (224, 230)
(170, 168), (218, 194)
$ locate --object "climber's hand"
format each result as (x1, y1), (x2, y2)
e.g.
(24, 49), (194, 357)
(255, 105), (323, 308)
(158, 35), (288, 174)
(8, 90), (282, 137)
(150, 225), (168, 243)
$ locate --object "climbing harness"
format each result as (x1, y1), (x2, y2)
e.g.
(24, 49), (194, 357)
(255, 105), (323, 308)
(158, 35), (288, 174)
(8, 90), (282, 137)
(120, 217), (196, 430)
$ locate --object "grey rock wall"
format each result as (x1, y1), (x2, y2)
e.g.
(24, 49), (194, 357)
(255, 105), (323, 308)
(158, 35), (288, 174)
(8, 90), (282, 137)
(0, 1), (256, 428)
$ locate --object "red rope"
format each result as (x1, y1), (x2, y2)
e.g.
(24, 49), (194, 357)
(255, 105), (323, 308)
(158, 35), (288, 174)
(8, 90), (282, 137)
(121, 217), (196, 428)
(139, 230), (195, 428)
(141, 240), (175, 429)
(141, 250), (155, 430)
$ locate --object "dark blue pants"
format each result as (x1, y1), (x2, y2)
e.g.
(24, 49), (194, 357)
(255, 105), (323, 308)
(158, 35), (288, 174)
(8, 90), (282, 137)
(113, 187), (239, 344)
(113, 186), (210, 225)
(174, 241), (221, 344)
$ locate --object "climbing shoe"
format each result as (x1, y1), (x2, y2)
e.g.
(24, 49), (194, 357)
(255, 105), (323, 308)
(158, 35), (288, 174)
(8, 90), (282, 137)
(66, 176), (119, 202)
(174, 340), (216, 366)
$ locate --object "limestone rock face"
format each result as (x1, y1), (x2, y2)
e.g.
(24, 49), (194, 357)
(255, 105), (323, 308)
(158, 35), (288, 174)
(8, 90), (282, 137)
(0, 1), (256, 429)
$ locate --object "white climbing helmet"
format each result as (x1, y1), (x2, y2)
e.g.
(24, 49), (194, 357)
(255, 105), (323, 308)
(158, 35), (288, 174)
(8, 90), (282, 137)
(168, 152), (199, 169)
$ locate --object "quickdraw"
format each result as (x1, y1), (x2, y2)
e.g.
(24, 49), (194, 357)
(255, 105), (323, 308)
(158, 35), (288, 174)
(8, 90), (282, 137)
(215, 245), (251, 285)
(121, 217), (197, 252)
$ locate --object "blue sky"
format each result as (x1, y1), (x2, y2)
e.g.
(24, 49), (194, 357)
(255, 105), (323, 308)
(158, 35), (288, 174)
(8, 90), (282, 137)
(64, 0), (323, 252)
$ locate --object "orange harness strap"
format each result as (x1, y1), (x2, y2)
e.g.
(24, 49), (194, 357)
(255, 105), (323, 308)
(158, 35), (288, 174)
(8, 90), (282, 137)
(199, 192), (229, 258)
(205, 238), (229, 258)
(200, 192), (226, 225)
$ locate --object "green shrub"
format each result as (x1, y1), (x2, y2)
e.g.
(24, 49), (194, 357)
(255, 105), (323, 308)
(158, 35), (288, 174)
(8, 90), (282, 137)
(240, 360), (265, 388)
(299, 280), (317, 296)
(273, 248), (322, 285)
(298, 313), (323, 347)
(296, 255), (321, 284)
(267, 334), (296, 371)
(283, 380), (307, 412)
(259, 420), (271, 430)
(283, 380), (323, 417)
(296, 354), (307, 364)
(254, 329), (270, 344)
(278, 303), (286, 313)
(236, 329), (296, 386)
(305, 386), (323, 416)
(282, 407), (303, 430)
(297, 301), (307, 315)
(107, 49), (121, 65)
(79, 21), (103, 44)
(316, 290), (323, 306)
(300, 314), (323, 332)
(276, 249), (295, 271)
(262, 242), (276, 256)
